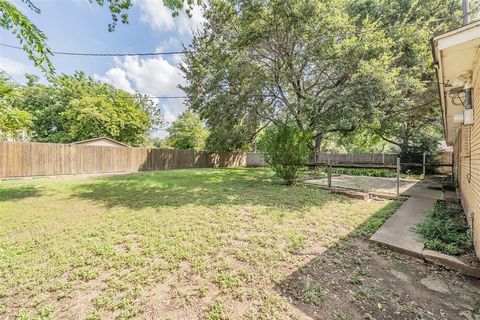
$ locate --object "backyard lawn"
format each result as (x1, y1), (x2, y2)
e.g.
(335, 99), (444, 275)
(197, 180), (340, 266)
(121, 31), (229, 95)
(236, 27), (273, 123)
(1, 168), (479, 319)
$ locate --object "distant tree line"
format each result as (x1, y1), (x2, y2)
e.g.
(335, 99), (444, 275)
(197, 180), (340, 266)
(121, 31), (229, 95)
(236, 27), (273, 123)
(0, 72), (163, 146)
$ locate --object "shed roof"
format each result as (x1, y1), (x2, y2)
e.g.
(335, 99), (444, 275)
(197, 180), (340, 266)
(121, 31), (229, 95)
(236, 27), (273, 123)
(71, 137), (130, 147)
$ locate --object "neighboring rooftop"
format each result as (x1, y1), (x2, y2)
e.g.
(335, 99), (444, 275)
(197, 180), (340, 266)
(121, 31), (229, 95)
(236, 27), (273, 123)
(71, 137), (130, 147)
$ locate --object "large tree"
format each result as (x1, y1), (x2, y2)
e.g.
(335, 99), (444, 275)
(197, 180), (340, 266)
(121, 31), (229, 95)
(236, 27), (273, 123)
(348, 0), (474, 154)
(0, 73), (32, 139)
(11, 72), (163, 146)
(181, 0), (398, 152)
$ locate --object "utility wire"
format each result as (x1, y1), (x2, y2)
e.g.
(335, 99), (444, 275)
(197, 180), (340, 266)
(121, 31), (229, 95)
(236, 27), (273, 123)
(0, 16), (462, 58)
(0, 43), (190, 57)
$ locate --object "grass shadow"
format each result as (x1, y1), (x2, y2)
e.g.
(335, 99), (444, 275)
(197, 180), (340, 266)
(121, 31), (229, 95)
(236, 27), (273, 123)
(71, 168), (344, 210)
(275, 200), (480, 319)
(0, 186), (43, 202)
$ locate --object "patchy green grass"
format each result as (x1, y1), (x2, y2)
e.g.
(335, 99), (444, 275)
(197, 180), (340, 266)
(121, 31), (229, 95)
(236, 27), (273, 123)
(354, 200), (404, 237)
(415, 200), (473, 255)
(0, 168), (394, 319)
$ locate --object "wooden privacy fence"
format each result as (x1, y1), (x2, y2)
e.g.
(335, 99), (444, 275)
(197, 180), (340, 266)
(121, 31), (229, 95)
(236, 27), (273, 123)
(0, 141), (247, 178)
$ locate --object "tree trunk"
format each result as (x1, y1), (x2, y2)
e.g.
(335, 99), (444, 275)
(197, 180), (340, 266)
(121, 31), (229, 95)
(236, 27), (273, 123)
(314, 134), (323, 153)
(251, 139), (257, 152)
(309, 134), (323, 164)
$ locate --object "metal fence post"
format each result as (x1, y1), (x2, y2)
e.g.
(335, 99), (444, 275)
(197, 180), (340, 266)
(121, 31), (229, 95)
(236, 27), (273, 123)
(422, 152), (426, 177)
(327, 162), (332, 189)
(396, 157), (400, 196)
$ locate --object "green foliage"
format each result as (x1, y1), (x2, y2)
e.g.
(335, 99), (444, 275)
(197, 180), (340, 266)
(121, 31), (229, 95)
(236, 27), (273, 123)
(203, 300), (230, 320)
(322, 129), (397, 154)
(0, 73), (33, 139)
(181, 0), (397, 151)
(10, 72), (163, 146)
(348, 0), (466, 152)
(262, 125), (311, 185)
(180, 0), (469, 153)
(415, 200), (473, 255)
(333, 168), (396, 178)
(302, 283), (325, 306)
(0, 0), (54, 75)
(164, 110), (209, 150)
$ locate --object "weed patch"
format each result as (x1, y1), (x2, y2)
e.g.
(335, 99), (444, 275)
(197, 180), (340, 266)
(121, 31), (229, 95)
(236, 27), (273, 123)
(415, 200), (473, 255)
(302, 283), (325, 306)
(203, 300), (230, 320)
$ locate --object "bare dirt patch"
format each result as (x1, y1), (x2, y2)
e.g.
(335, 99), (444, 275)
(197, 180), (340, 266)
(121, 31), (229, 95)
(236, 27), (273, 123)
(279, 238), (480, 320)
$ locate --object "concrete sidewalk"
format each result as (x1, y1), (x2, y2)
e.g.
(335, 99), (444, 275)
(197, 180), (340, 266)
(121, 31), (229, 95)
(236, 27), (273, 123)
(370, 177), (480, 278)
(370, 196), (437, 258)
(370, 178), (442, 258)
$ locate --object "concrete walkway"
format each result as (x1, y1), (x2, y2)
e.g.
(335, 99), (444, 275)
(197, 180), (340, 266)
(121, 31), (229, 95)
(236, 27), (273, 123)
(370, 183), (440, 258)
(370, 177), (480, 278)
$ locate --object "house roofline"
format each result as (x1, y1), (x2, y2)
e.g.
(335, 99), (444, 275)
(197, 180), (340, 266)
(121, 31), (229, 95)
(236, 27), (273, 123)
(431, 19), (480, 145)
(70, 137), (130, 147)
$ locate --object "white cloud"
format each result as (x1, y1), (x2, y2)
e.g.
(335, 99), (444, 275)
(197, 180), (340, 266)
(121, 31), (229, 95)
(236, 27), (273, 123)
(117, 55), (184, 96)
(138, 0), (205, 35)
(0, 57), (32, 77)
(94, 67), (134, 92)
(95, 55), (184, 96)
(95, 54), (188, 136)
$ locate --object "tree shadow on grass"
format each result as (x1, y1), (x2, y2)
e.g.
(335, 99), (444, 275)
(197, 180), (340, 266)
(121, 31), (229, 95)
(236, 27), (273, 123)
(275, 200), (480, 319)
(0, 186), (43, 202)
(71, 168), (345, 210)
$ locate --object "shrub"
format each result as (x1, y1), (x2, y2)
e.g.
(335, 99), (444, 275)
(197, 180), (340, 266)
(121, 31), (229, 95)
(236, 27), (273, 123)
(332, 167), (396, 178)
(263, 125), (312, 185)
(415, 200), (472, 255)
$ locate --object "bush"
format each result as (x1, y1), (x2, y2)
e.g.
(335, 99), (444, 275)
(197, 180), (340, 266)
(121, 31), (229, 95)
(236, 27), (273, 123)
(415, 200), (472, 255)
(263, 125), (312, 185)
(332, 167), (396, 178)
(310, 167), (396, 178)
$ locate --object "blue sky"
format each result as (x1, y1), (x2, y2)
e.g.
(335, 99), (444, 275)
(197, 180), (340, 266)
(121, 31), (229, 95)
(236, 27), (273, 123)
(0, 0), (205, 137)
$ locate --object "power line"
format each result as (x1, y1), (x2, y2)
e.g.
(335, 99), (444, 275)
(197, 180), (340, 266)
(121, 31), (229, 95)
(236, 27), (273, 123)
(0, 43), (191, 57)
(149, 96), (186, 99)
(0, 17), (461, 58)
